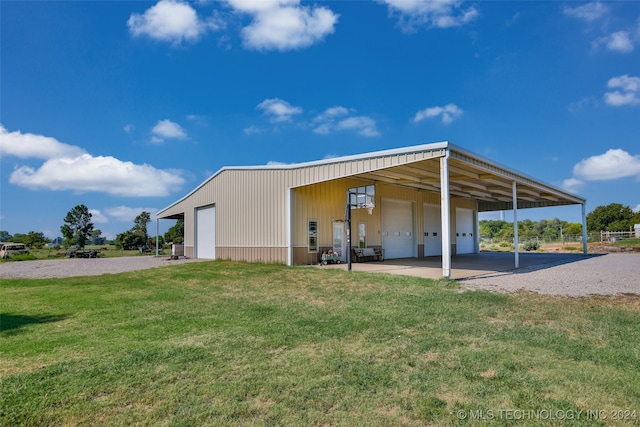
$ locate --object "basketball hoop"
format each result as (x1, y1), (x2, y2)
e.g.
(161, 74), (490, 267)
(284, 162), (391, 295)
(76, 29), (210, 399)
(364, 202), (375, 215)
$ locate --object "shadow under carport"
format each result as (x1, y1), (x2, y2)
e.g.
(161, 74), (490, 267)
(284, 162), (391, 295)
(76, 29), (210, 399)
(319, 252), (597, 280)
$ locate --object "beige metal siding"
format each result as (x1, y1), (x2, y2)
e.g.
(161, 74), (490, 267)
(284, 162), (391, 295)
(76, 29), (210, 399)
(157, 145), (479, 264)
(291, 180), (478, 254)
(162, 169), (294, 262)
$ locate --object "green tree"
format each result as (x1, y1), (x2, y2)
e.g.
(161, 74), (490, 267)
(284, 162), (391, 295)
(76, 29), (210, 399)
(0, 230), (12, 241)
(114, 230), (145, 250)
(11, 233), (27, 244)
(61, 204), (94, 248)
(565, 223), (582, 235)
(89, 229), (106, 246)
(164, 219), (184, 243)
(23, 231), (50, 249)
(586, 203), (634, 232)
(133, 212), (151, 241)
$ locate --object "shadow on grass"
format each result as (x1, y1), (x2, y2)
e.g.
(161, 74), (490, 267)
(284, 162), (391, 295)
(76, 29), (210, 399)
(0, 313), (69, 335)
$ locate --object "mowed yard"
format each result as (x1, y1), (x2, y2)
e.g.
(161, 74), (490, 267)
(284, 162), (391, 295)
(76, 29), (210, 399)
(1, 261), (639, 426)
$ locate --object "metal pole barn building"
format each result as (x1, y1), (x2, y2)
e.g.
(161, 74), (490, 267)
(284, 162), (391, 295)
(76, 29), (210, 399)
(156, 142), (587, 278)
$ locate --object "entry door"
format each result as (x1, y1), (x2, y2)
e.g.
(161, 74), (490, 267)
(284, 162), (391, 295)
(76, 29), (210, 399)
(382, 199), (415, 259)
(423, 204), (442, 256)
(456, 208), (475, 255)
(196, 205), (216, 259)
(332, 221), (346, 262)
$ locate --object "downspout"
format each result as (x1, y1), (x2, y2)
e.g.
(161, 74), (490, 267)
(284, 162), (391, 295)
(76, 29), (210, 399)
(440, 150), (451, 278)
(287, 188), (293, 266)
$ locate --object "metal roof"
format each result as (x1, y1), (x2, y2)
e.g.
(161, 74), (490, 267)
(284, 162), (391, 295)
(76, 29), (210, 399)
(157, 141), (584, 218)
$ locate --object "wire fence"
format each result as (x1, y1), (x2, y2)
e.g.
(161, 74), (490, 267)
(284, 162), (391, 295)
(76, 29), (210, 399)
(600, 230), (640, 243)
(480, 233), (598, 247)
(481, 231), (640, 247)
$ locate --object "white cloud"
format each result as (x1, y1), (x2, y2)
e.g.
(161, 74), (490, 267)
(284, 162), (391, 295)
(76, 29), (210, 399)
(335, 117), (380, 137)
(312, 106), (379, 137)
(563, 1), (608, 22)
(128, 0), (335, 51)
(312, 123), (332, 135)
(9, 154), (185, 197)
(89, 209), (110, 224)
(128, 0), (220, 45)
(604, 74), (640, 106)
(413, 103), (463, 124)
(561, 178), (584, 193)
(124, 124), (135, 134)
(243, 125), (264, 135)
(381, 0), (478, 31)
(104, 206), (159, 222)
(151, 119), (188, 142)
(229, 0), (338, 51)
(313, 106), (349, 123)
(594, 31), (635, 53)
(605, 31), (634, 53)
(257, 98), (303, 122)
(568, 96), (598, 113)
(633, 204), (640, 213)
(573, 149), (640, 181)
(0, 125), (86, 159)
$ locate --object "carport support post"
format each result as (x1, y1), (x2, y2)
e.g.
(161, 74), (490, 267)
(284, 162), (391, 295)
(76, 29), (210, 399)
(346, 192), (353, 272)
(582, 203), (588, 254)
(440, 153), (451, 278)
(155, 218), (159, 257)
(512, 181), (519, 268)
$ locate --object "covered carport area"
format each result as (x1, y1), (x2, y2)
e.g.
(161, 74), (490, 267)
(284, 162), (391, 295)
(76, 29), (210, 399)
(346, 143), (587, 278)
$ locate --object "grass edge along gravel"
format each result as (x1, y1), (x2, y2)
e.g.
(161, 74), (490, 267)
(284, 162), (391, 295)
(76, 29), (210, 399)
(1, 260), (639, 426)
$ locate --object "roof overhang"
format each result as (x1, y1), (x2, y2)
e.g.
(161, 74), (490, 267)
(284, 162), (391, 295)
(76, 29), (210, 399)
(348, 143), (584, 212)
(157, 141), (585, 218)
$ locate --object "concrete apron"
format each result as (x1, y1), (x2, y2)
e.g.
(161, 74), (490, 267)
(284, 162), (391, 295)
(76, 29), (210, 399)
(317, 252), (588, 280)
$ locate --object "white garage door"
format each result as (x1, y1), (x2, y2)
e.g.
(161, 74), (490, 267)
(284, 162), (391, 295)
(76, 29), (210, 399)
(382, 199), (415, 259)
(196, 205), (216, 259)
(456, 208), (475, 255)
(423, 203), (442, 256)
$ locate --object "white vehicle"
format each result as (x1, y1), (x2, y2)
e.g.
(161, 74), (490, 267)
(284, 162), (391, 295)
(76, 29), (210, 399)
(0, 242), (30, 259)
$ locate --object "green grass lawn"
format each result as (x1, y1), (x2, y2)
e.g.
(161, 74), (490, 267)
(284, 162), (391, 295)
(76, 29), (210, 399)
(1, 261), (639, 426)
(613, 238), (640, 247)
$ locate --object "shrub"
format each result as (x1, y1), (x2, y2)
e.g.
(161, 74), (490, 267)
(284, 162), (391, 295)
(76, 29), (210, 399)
(523, 240), (540, 251)
(7, 253), (37, 261)
(499, 241), (511, 248)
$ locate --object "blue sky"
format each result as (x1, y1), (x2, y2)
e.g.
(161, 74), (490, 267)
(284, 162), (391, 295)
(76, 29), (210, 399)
(1, 0), (639, 240)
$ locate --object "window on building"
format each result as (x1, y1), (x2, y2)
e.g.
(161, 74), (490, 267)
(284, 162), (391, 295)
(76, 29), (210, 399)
(308, 220), (318, 252)
(348, 185), (375, 208)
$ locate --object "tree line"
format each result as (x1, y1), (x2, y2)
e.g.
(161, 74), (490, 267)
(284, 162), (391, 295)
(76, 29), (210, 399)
(480, 203), (640, 239)
(1, 204), (184, 250)
(2, 203), (637, 249)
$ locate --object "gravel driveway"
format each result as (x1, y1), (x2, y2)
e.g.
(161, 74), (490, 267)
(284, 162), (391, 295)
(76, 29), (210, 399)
(0, 256), (205, 279)
(459, 253), (640, 297)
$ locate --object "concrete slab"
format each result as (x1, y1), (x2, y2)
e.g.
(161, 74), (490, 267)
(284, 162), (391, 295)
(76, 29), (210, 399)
(316, 252), (589, 280)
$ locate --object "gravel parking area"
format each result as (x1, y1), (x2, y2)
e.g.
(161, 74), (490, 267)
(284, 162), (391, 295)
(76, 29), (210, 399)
(0, 256), (205, 279)
(459, 253), (640, 297)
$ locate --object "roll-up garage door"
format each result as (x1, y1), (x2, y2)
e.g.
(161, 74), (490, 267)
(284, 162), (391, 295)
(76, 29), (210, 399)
(382, 198), (415, 259)
(196, 205), (216, 259)
(455, 208), (474, 255)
